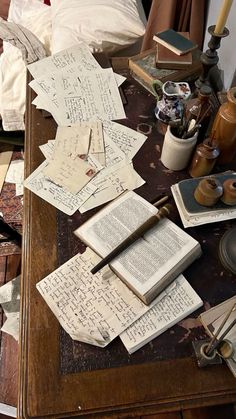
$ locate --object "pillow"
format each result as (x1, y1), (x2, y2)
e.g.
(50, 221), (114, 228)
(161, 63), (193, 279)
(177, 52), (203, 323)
(50, 0), (146, 56)
(0, 1), (52, 130)
(7, 0), (47, 24)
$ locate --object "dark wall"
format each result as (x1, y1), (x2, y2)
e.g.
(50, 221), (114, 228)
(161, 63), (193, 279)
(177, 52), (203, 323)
(142, 0), (152, 18)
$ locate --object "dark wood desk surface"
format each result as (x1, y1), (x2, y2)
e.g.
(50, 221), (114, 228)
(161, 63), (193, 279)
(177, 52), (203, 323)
(18, 74), (236, 419)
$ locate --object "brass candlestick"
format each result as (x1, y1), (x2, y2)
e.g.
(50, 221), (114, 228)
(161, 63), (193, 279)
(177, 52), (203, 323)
(195, 25), (229, 91)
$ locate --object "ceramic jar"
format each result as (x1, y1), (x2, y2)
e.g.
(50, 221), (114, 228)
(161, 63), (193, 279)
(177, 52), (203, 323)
(194, 178), (223, 206)
(153, 80), (191, 124)
(221, 179), (236, 205)
(211, 87), (236, 164)
(161, 125), (198, 171)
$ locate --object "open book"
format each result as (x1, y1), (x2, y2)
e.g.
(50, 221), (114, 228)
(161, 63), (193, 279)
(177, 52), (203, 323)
(74, 191), (202, 304)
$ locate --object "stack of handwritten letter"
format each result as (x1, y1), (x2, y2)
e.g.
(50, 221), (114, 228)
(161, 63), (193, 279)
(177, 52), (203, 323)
(23, 43), (203, 354)
(24, 43), (147, 215)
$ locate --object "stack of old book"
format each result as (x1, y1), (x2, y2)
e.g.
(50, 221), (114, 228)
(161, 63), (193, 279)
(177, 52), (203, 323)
(129, 29), (202, 95)
(154, 29), (198, 69)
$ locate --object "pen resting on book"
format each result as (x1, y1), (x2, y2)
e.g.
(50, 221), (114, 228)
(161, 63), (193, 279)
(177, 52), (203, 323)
(91, 204), (172, 275)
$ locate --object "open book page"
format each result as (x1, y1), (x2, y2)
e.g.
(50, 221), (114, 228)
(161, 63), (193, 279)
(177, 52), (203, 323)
(36, 248), (150, 347)
(120, 275), (203, 353)
(75, 191), (201, 302)
(76, 191), (158, 252)
(112, 218), (201, 300)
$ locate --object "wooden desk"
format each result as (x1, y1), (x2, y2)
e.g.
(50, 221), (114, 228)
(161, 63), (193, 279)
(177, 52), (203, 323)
(18, 75), (236, 419)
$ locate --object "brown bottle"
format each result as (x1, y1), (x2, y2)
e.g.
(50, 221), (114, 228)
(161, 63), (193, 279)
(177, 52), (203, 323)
(189, 139), (220, 178)
(211, 87), (236, 164)
(185, 85), (213, 140)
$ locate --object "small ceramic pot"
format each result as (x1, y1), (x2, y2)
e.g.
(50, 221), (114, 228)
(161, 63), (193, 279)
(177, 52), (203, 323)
(161, 125), (198, 171)
(194, 178), (223, 207)
(221, 179), (236, 205)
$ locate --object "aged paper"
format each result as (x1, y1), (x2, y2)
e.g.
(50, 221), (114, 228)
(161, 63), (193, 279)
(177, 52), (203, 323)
(0, 275), (21, 341)
(36, 248), (149, 347)
(0, 149), (13, 193)
(29, 78), (64, 125)
(28, 43), (100, 79)
(1, 313), (19, 341)
(5, 159), (24, 184)
(53, 126), (91, 158)
(39, 141), (55, 161)
(120, 275), (203, 353)
(102, 120), (147, 161)
(43, 154), (97, 195)
(0, 275), (20, 303)
(24, 161), (97, 215)
(15, 182), (24, 196)
(79, 162), (145, 213)
(103, 133), (127, 167)
(56, 68), (126, 124)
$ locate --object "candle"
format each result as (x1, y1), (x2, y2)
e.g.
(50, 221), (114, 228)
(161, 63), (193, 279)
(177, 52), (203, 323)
(214, 0), (233, 34)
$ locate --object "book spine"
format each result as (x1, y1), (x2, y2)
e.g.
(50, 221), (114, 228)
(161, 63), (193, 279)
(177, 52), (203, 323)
(128, 58), (154, 85)
(153, 36), (181, 55)
(156, 62), (192, 70)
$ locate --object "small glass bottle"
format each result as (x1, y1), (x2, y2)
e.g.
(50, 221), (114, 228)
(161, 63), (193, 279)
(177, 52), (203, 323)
(185, 85), (213, 140)
(189, 138), (220, 178)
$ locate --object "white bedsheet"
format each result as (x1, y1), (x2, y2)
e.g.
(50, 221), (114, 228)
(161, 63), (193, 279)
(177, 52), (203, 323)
(0, 0), (51, 131)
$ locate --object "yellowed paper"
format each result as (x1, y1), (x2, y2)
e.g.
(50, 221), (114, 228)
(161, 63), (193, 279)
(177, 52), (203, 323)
(43, 154), (97, 194)
(0, 149), (13, 193)
(36, 248), (148, 347)
(54, 125), (91, 158)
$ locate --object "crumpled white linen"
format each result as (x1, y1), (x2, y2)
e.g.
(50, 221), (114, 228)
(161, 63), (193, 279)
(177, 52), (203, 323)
(50, 0), (146, 56)
(0, 0), (52, 131)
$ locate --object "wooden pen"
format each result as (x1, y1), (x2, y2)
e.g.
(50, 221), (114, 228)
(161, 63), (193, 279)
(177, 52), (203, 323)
(91, 203), (172, 275)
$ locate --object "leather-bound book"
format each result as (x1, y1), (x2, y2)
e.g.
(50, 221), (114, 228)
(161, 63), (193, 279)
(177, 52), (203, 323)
(156, 32), (193, 69)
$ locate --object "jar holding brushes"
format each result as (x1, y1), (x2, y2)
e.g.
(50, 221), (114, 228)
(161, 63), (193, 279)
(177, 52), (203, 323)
(160, 85), (215, 171)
